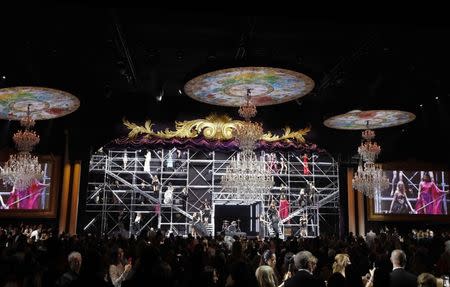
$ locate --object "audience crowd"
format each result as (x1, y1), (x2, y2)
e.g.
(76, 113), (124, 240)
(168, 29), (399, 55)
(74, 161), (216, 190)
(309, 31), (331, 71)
(0, 224), (450, 287)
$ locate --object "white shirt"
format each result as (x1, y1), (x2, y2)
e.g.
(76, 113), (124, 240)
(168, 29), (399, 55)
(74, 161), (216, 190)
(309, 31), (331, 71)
(392, 266), (404, 271)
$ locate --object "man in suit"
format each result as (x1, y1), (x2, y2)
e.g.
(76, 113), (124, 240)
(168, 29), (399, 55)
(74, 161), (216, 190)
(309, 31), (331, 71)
(390, 249), (417, 287)
(284, 251), (325, 287)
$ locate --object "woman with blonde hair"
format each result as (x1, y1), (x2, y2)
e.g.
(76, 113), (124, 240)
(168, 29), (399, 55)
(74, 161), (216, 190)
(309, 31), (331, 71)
(327, 253), (351, 287)
(417, 273), (437, 287)
(255, 265), (278, 287)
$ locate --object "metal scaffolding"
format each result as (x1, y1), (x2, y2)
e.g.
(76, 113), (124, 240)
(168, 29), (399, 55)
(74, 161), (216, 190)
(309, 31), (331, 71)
(84, 148), (339, 238)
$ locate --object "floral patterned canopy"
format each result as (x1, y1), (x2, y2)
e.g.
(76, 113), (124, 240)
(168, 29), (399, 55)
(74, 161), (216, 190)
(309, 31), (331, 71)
(0, 86), (80, 120)
(184, 67), (315, 107)
(323, 110), (416, 130)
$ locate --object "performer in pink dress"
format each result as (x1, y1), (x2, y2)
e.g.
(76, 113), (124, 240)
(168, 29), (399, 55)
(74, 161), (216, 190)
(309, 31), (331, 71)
(5, 179), (47, 209)
(415, 172), (448, 215)
(279, 194), (289, 220)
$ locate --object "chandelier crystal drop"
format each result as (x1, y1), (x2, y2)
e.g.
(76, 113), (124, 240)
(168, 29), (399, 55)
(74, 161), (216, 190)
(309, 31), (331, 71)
(221, 89), (274, 201)
(238, 88), (258, 121)
(1, 152), (44, 190)
(357, 139), (381, 163)
(352, 162), (389, 198)
(221, 150), (275, 200)
(13, 129), (40, 153)
(234, 121), (264, 151)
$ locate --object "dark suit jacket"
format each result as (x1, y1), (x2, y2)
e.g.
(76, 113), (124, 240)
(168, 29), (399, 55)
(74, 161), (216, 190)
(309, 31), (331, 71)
(390, 268), (417, 287)
(285, 270), (326, 287)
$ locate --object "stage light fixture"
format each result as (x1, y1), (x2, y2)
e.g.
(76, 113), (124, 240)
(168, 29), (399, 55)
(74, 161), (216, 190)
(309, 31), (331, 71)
(419, 104), (423, 108)
(1, 75), (5, 80)
(435, 96), (439, 100)
(178, 89), (182, 95)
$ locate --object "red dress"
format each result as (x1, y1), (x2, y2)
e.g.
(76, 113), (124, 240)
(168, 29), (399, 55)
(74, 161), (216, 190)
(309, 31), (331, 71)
(279, 199), (289, 219)
(303, 155), (310, 175)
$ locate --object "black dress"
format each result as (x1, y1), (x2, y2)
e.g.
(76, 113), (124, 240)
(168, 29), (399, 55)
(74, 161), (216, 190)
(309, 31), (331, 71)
(392, 193), (410, 214)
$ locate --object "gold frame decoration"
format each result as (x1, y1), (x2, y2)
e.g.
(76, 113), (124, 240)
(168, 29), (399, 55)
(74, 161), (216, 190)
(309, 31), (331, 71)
(123, 114), (310, 143)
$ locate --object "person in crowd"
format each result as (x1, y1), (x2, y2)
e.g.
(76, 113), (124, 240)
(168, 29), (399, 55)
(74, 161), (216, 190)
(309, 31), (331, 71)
(109, 247), (132, 287)
(284, 250), (325, 287)
(327, 253), (351, 287)
(255, 265), (278, 287)
(417, 273), (437, 287)
(261, 249), (277, 270)
(390, 249), (417, 287)
(56, 251), (82, 287)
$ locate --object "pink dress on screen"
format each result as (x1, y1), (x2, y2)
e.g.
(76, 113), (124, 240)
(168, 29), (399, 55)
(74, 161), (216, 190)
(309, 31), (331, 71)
(415, 181), (444, 215)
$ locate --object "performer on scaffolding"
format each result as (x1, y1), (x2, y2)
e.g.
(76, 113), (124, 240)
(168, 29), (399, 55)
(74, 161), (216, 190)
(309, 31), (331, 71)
(180, 187), (188, 211)
(163, 182), (174, 205)
(144, 151), (151, 172)
(151, 175), (160, 196)
(302, 153), (310, 175)
(202, 200), (211, 224)
(267, 200), (281, 238)
(279, 193), (289, 221)
(279, 157), (287, 174)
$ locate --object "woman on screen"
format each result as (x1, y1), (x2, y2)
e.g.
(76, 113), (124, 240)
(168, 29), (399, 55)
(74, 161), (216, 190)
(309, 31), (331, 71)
(415, 172), (448, 215)
(389, 181), (415, 214)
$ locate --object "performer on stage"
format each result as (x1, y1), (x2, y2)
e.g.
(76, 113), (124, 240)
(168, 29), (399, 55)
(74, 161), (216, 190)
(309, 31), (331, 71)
(389, 181), (415, 214)
(415, 172), (448, 215)
(191, 212), (201, 237)
(267, 201), (281, 238)
(191, 212), (208, 237)
(279, 194), (289, 220)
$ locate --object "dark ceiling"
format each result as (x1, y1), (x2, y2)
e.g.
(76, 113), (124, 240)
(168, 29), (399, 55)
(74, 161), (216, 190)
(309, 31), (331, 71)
(0, 8), (449, 167)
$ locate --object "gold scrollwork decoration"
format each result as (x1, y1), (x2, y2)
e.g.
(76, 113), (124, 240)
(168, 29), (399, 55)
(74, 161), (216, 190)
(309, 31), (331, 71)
(123, 114), (309, 143)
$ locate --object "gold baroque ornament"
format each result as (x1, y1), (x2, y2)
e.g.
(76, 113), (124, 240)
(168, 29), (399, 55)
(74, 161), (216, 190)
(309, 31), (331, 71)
(123, 114), (309, 143)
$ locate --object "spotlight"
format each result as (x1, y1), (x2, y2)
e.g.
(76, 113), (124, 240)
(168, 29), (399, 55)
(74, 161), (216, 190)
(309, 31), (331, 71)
(178, 89), (182, 95)
(419, 104), (423, 108)
(1, 75), (5, 80)
(435, 96), (439, 100)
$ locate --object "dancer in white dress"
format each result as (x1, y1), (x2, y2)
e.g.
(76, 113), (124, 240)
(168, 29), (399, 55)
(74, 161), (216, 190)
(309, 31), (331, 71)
(144, 151), (151, 172)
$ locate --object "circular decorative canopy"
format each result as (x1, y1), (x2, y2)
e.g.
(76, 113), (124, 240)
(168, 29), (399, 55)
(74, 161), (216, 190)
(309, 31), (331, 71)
(0, 86), (80, 120)
(323, 110), (416, 130)
(184, 67), (315, 107)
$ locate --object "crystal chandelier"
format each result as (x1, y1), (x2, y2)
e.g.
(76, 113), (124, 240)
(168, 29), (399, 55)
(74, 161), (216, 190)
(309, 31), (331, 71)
(221, 89), (274, 201)
(357, 127), (381, 163)
(1, 152), (44, 190)
(352, 121), (389, 197)
(352, 162), (389, 198)
(0, 104), (44, 190)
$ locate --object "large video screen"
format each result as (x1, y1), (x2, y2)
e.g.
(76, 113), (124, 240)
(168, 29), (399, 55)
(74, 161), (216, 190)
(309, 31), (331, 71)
(374, 171), (449, 215)
(0, 162), (53, 210)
